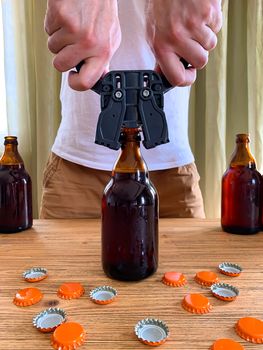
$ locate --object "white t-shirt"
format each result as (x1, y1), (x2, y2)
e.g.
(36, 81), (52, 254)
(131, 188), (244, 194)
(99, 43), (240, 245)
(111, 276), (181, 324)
(52, 0), (194, 171)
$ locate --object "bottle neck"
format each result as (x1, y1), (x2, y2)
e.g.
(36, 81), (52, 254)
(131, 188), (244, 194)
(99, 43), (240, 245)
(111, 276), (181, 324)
(0, 137), (24, 166)
(229, 134), (256, 169)
(113, 128), (148, 175)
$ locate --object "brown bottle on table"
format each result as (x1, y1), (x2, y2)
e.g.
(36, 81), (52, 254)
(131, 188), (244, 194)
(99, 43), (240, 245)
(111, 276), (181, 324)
(261, 175), (263, 231)
(262, 176), (263, 230)
(102, 128), (158, 281)
(221, 133), (262, 234)
(0, 136), (32, 233)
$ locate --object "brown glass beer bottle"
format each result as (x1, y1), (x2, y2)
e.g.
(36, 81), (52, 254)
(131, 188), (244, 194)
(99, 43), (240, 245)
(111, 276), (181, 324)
(102, 128), (158, 281)
(0, 136), (32, 233)
(221, 133), (262, 234)
(262, 176), (263, 230)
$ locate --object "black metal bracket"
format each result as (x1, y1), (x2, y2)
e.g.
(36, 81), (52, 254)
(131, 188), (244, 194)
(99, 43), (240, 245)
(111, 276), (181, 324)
(76, 66), (174, 150)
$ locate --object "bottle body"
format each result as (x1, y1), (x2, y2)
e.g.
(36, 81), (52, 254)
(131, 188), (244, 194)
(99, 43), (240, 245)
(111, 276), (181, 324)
(0, 137), (32, 233)
(221, 134), (262, 234)
(101, 128), (159, 281)
(262, 176), (263, 229)
(221, 166), (262, 234)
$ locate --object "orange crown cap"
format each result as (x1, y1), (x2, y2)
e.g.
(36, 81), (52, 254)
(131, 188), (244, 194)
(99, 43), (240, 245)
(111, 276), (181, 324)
(51, 322), (86, 349)
(210, 282), (239, 302)
(13, 287), (43, 307)
(195, 271), (219, 286)
(211, 338), (244, 350)
(182, 293), (212, 314)
(33, 308), (67, 333)
(235, 317), (263, 344)
(134, 318), (169, 346)
(162, 272), (187, 287)
(218, 262), (242, 277)
(23, 267), (48, 283)
(57, 282), (85, 300)
(89, 286), (117, 305)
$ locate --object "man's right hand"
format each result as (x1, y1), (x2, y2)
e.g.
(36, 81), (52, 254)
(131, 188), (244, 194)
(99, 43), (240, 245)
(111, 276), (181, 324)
(44, 0), (121, 91)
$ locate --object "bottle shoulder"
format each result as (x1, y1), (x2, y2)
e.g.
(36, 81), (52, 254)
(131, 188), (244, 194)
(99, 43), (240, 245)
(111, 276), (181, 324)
(0, 151), (24, 165)
(103, 173), (157, 203)
(222, 166), (262, 182)
(0, 165), (31, 184)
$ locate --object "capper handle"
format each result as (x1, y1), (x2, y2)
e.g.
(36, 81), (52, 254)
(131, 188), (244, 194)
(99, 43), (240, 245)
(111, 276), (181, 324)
(75, 58), (190, 94)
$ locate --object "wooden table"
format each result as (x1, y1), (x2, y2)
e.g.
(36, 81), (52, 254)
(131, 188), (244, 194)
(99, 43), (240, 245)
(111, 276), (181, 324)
(0, 219), (262, 349)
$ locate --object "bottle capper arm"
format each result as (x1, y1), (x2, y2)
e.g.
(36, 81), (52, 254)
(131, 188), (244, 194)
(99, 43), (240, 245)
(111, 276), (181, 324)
(76, 67), (173, 150)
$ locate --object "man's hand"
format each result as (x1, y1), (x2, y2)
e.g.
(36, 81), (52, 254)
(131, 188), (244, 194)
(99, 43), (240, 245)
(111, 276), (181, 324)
(145, 0), (223, 86)
(44, 0), (121, 91)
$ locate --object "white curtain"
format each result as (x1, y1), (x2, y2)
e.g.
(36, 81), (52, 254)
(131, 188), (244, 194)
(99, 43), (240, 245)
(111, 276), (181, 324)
(1, 0), (61, 217)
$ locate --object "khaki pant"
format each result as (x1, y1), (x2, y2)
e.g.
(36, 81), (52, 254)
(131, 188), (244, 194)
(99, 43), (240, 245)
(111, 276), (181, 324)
(40, 153), (205, 219)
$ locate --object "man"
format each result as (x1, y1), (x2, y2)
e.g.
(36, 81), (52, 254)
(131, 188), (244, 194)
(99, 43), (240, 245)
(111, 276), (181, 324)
(40, 0), (222, 218)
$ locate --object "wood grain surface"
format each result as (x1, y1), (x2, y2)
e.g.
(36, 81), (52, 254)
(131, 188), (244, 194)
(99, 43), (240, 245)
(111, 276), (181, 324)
(0, 219), (263, 350)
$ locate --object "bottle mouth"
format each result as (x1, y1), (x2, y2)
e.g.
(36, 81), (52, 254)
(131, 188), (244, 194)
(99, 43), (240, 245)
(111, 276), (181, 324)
(121, 127), (141, 133)
(235, 133), (249, 143)
(119, 128), (141, 143)
(4, 136), (18, 145)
